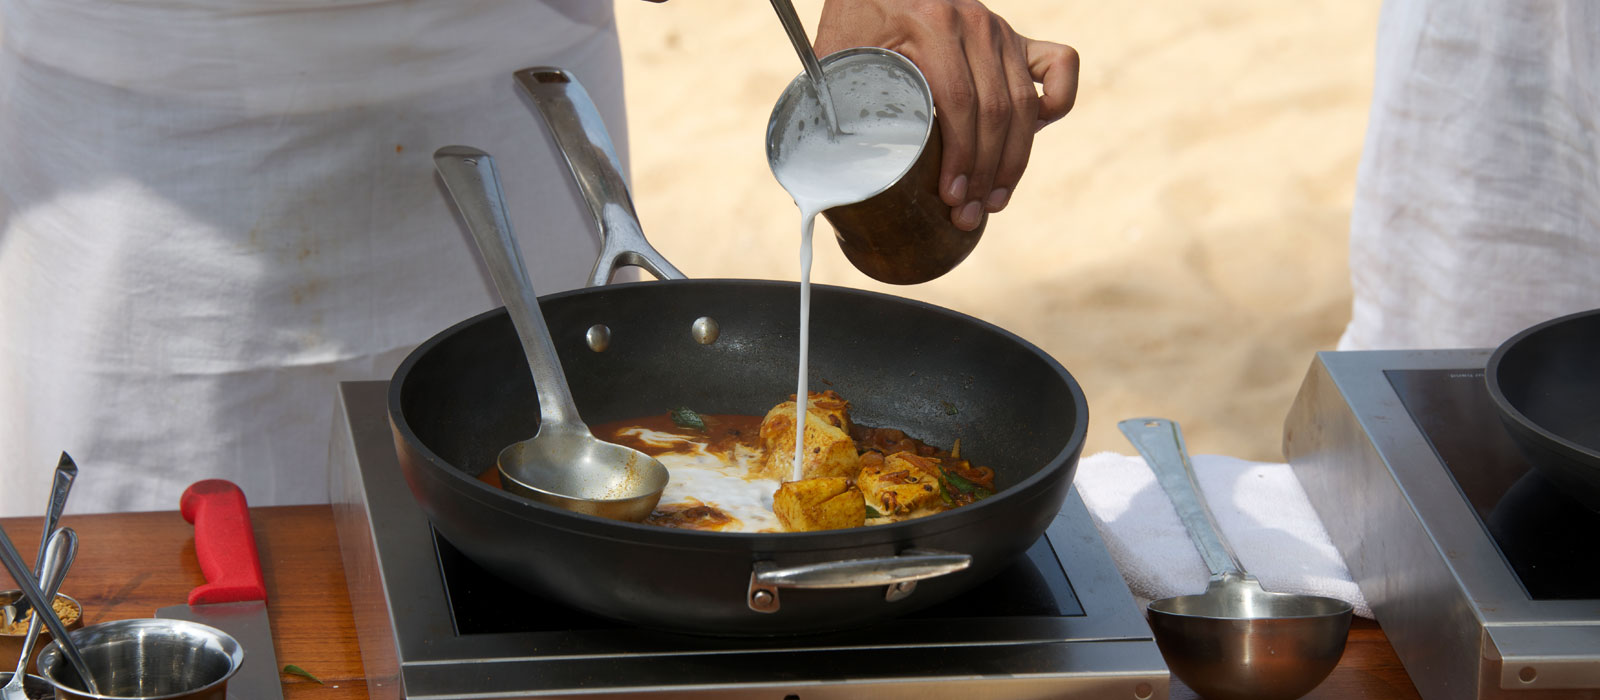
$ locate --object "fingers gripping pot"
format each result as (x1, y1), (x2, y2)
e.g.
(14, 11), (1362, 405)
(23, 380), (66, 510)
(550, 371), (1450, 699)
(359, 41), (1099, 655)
(389, 68), (1087, 635)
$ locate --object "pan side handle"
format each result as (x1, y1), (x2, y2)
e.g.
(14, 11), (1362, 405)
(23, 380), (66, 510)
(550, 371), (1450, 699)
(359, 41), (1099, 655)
(747, 548), (971, 613)
(513, 67), (687, 287)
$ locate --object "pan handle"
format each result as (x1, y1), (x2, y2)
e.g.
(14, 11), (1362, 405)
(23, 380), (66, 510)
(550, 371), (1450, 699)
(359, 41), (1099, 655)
(514, 67), (687, 287)
(747, 548), (971, 613)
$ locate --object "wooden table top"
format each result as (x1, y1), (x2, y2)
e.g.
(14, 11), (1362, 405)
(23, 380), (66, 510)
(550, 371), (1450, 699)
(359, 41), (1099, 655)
(0, 506), (1422, 700)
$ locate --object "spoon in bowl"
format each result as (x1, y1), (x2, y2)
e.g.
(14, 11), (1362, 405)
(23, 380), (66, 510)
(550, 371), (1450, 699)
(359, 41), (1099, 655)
(4, 454), (78, 628)
(433, 145), (669, 522)
(1119, 417), (1353, 700)
(1, 527), (76, 700)
(0, 524), (95, 696)
(768, 0), (843, 135)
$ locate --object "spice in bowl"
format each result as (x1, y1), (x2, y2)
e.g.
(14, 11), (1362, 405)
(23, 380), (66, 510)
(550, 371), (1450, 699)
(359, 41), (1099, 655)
(0, 592), (84, 674)
(1, 597), (80, 635)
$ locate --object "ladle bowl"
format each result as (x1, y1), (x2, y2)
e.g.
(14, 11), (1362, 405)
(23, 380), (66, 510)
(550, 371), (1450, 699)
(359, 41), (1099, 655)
(433, 145), (669, 523)
(495, 427), (670, 521)
(1120, 418), (1352, 700)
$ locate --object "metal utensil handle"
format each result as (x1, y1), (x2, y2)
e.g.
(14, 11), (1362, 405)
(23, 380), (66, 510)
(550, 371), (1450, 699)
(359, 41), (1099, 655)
(747, 548), (970, 613)
(0, 524), (96, 694)
(15, 453), (77, 624)
(13, 528), (77, 681)
(755, 549), (970, 588)
(1118, 417), (1246, 579)
(34, 454), (77, 580)
(767, 0), (842, 134)
(512, 67), (685, 287)
(434, 146), (585, 431)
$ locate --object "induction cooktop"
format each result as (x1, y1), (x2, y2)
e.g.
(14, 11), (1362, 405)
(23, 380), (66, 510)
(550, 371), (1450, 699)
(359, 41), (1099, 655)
(328, 381), (1170, 699)
(1285, 350), (1600, 700)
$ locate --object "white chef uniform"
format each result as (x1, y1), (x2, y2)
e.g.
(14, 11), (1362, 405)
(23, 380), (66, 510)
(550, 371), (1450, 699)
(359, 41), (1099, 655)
(0, 0), (631, 514)
(1339, 0), (1600, 351)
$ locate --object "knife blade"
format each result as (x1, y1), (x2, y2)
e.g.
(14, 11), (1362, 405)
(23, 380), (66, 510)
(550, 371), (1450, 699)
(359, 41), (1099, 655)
(156, 480), (284, 700)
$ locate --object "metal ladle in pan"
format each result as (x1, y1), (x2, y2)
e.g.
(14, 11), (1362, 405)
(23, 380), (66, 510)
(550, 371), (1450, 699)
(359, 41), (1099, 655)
(1119, 418), (1352, 700)
(433, 146), (669, 522)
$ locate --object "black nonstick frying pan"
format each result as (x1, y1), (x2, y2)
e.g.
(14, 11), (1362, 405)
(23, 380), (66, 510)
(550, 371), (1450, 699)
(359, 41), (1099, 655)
(385, 68), (1089, 635)
(1486, 307), (1600, 511)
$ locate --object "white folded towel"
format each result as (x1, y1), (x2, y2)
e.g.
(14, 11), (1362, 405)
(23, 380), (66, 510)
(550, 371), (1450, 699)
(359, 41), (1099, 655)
(1073, 451), (1372, 619)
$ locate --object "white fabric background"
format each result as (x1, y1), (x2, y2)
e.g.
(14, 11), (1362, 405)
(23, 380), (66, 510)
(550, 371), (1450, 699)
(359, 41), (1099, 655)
(0, 1), (630, 514)
(1340, 0), (1600, 351)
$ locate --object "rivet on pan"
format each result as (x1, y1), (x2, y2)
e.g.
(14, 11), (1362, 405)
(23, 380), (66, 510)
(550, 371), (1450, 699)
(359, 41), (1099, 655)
(586, 324), (612, 352)
(885, 580), (917, 602)
(749, 588), (779, 613)
(692, 317), (720, 345)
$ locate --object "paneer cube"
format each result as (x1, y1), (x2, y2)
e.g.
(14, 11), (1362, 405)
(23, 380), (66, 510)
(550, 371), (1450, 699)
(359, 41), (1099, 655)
(756, 391), (860, 481)
(858, 452), (944, 516)
(773, 476), (866, 532)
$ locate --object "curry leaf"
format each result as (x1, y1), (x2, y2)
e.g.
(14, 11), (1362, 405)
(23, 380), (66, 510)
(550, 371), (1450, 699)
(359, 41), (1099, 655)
(282, 665), (324, 685)
(864, 504), (884, 519)
(669, 407), (706, 432)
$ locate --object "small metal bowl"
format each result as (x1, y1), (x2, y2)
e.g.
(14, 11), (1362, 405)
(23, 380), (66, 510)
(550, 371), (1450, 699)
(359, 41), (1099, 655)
(0, 672), (56, 700)
(36, 619), (242, 700)
(0, 592), (83, 676)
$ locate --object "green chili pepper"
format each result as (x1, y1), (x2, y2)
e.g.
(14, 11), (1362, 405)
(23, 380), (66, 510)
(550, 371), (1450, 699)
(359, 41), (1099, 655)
(941, 468), (983, 495)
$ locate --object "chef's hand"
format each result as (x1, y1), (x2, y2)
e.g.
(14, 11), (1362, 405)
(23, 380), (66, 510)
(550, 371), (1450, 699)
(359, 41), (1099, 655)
(814, 0), (1078, 231)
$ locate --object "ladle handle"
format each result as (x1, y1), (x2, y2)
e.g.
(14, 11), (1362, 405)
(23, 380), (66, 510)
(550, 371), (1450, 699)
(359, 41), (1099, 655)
(1118, 417), (1248, 580)
(434, 146), (585, 432)
(512, 67), (685, 287)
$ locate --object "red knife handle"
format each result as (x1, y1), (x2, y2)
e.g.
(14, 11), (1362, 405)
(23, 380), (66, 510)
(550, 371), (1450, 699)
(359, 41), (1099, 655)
(179, 479), (268, 606)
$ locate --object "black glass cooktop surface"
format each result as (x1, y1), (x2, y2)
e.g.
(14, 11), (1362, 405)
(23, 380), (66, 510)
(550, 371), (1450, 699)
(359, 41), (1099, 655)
(1386, 368), (1600, 600)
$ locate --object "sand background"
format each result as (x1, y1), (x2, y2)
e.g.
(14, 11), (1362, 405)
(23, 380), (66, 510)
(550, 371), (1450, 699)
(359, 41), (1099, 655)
(612, 1), (1380, 462)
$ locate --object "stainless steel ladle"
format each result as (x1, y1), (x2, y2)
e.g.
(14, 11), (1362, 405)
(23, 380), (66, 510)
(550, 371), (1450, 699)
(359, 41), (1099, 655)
(1119, 417), (1352, 700)
(433, 145), (670, 522)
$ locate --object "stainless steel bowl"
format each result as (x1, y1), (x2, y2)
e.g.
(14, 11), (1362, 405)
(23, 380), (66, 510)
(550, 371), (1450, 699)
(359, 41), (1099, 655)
(35, 619), (242, 700)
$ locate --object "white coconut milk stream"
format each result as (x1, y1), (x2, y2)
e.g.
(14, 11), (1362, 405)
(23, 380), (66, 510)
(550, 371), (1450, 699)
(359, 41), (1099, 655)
(771, 118), (925, 481)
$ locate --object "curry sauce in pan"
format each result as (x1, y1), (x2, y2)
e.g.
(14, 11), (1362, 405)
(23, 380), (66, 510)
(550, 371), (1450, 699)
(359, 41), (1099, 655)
(478, 391), (995, 533)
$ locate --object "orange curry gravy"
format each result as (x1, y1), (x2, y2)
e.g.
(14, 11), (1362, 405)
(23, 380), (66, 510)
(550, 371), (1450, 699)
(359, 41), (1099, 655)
(477, 411), (996, 532)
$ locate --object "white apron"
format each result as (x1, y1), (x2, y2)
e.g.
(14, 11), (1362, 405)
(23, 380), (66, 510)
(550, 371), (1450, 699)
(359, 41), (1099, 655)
(0, 0), (629, 514)
(1339, 0), (1600, 351)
